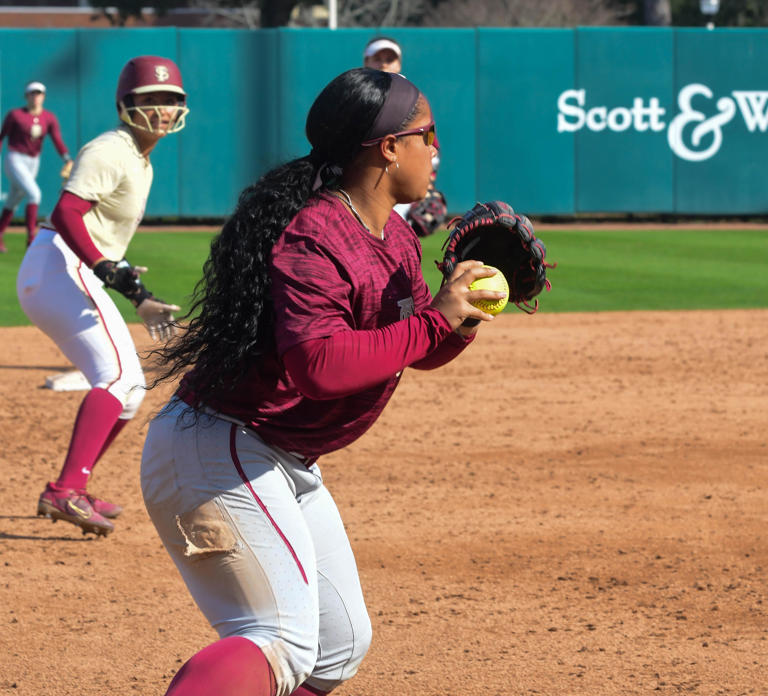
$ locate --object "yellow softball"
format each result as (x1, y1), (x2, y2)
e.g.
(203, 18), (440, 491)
(468, 266), (509, 315)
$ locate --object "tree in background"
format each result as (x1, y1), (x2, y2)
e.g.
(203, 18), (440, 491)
(91, 0), (295, 27)
(92, 0), (425, 27)
(337, 0), (425, 27)
(422, 0), (630, 27)
(643, 0), (671, 25)
(89, 0), (768, 28)
(90, 0), (182, 25)
(670, 0), (768, 26)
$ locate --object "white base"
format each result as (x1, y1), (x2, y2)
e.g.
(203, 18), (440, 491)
(44, 369), (91, 392)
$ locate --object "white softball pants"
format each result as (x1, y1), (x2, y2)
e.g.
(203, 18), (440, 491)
(141, 399), (372, 696)
(16, 228), (146, 418)
(3, 150), (41, 209)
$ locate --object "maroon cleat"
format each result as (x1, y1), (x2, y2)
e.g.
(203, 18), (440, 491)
(78, 490), (123, 519)
(37, 484), (114, 536)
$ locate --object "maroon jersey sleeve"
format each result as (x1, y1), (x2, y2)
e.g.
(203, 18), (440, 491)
(282, 307), (454, 400)
(45, 111), (69, 158)
(0, 111), (12, 144)
(410, 329), (475, 369)
(50, 192), (101, 266)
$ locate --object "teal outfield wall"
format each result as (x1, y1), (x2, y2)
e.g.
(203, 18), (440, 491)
(2, 27), (768, 218)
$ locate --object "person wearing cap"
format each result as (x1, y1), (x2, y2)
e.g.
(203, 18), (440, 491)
(363, 36), (403, 73)
(0, 81), (71, 252)
(16, 56), (189, 537)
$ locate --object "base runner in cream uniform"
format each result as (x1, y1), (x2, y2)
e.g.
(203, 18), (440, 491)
(17, 55), (189, 536)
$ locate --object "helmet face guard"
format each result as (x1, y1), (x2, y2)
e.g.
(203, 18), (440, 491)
(119, 98), (189, 135)
(116, 56), (189, 135)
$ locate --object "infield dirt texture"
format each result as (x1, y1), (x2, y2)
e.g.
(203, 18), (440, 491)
(1, 306), (767, 694)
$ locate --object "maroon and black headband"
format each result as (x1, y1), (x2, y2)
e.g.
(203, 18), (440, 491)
(363, 72), (421, 144)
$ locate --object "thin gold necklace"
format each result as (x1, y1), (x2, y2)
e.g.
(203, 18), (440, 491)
(336, 188), (384, 239)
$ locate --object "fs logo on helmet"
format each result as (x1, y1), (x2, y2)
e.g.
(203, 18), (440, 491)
(155, 65), (170, 82)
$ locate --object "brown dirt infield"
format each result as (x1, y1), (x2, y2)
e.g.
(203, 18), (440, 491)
(1, 309), (767, 695)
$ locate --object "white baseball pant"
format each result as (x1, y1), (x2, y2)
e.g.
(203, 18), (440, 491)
(16, 228), (146, 418)
(141, 398), (372, 696)
(3, 150), (41, 209)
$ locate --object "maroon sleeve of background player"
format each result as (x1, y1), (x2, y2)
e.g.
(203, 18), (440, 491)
(50, 192), (103, 267)
(0, 111), (11, 143)
(282, 307), (454, 400)
(46, 112), (69, 157)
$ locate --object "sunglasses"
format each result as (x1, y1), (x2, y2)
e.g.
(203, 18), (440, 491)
(361, 120), (436, 147)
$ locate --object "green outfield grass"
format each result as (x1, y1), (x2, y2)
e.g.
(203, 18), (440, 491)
(419, 227), (768, 314)
(1, 227), (767, 327)
(0, 230), (216, 327)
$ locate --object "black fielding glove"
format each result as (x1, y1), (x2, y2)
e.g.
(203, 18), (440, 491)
(438, 201), (555, 319)
(406, 186), (448, 238)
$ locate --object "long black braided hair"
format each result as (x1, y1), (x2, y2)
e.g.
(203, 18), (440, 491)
(148, 68), (410, 405)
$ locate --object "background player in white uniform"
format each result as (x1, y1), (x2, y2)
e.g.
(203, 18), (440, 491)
(16, 56), (189, 537)
(0, 81), (71, 251)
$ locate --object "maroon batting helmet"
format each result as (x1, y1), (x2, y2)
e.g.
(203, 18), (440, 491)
(116, 55), (188, 135)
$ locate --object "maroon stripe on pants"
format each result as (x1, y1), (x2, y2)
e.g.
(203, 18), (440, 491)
(228, 424), (309, 585)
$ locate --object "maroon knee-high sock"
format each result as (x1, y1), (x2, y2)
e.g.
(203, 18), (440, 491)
(165, 637), (277, 696)
(0, 208), (13, 238)
(93, 417), (129, 468)
(291, 686), (329, 695)
(82, 417), (130, 486)
(25, 203), (38, 245)
(54, 388), (123, 491)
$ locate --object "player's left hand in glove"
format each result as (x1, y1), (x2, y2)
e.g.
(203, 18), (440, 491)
(60, 159), (73, 183)
(136, 297), (181, 342)
(438, 200), (555, 321)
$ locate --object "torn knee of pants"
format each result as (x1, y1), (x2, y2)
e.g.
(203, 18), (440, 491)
(176, 499), (238, 559)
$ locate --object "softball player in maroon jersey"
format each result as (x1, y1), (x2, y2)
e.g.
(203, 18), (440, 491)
(0, 81), (71, 251)
(17, 56), (188, 536)
(141, 68), (504, 696)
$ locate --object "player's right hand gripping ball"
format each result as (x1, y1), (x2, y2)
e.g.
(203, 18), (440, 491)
(438, 201), (555, 314)
(469, 266), (509, 315)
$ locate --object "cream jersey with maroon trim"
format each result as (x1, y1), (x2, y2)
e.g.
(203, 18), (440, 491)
(64, 125), (153, 262)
